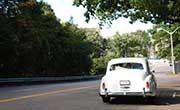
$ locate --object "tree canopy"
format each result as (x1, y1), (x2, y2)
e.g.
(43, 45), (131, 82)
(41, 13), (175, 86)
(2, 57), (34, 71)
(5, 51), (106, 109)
(150, 24), (180, 61)
(0, 0), (160, 77)
(73, 0), (180, 25)
(108, 30), (150, 57)
(0, 0), (94, 77)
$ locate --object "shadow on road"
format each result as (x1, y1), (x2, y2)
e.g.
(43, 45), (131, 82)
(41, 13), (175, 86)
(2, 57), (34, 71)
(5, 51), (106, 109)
(109, 88), (180, 105)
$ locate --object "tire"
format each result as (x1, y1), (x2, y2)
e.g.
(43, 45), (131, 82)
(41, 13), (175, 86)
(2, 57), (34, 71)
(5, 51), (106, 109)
(145, 96), (156, 104)
(102, 96), (110, 103)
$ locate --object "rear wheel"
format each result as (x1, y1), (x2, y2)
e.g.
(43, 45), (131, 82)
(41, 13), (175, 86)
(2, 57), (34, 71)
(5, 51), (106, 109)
(102, 96), (110, 103)
(145, 96), (156, 104)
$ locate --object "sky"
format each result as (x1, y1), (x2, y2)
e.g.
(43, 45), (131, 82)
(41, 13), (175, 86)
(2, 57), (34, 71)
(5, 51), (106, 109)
(42, 0), (153, 38)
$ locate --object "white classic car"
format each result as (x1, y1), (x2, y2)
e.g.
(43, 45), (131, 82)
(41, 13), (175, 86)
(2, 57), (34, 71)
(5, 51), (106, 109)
(99, 57), (157, 103)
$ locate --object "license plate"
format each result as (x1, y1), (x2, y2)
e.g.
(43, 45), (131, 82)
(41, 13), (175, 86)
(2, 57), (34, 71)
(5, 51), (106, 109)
(120, 80), (130, 86)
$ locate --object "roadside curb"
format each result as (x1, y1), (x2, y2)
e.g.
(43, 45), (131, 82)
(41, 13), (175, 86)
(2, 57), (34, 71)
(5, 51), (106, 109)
(0, 75), (103, 86)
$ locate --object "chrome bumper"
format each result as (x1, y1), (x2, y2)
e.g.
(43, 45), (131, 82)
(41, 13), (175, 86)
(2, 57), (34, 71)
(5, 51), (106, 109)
(99, 91), (154, 97)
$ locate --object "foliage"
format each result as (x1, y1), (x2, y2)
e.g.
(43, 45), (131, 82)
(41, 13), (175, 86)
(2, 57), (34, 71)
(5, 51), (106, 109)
(151, 24), (180, 61)
(0, 0), (20, 17)
(0, 0), (155, 77)
(0, 0), (93, 77)
(81, 28), (108, 74)
(108, 31), (150, 58)
(73, 0), (180, 25)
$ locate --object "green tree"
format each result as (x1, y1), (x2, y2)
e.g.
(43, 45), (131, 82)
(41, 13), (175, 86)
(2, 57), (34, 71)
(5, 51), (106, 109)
(73, 0), (180, 25)
(82, 28), (108, 58)
(0, 0), (94, 77)
(82, 28), (108, 74)
(0, 0), (20, 17)
(9, 0), (59, 75)
(152, 24), (180, 61)
(0, 16), (17, 74)
(59, 22), (92, 75)
(109, 30), (150, 58)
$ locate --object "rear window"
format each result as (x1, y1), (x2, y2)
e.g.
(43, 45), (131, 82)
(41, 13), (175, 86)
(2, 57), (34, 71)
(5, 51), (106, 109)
(110, 63), (143, 71)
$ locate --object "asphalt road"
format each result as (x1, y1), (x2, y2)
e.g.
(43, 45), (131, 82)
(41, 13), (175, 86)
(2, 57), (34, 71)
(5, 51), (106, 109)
(0, 61), (180, 110)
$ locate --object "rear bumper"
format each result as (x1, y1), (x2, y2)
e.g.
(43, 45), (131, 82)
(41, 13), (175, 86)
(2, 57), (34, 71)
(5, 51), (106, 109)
(99, 91), (154, 97)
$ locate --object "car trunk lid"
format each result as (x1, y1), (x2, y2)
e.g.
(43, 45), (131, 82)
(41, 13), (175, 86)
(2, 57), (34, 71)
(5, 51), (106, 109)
(106, 69), (146, 92)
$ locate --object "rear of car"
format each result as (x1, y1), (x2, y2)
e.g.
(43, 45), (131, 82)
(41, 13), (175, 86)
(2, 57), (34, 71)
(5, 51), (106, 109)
(99, 58), (157, 103)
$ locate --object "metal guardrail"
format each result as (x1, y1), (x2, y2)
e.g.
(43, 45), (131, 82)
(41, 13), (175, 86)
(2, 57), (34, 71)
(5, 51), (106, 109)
(0, 75), (103, 83)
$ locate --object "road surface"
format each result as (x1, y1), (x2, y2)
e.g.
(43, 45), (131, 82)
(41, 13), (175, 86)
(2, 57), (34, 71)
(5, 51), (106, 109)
(0, 61), (180, 110)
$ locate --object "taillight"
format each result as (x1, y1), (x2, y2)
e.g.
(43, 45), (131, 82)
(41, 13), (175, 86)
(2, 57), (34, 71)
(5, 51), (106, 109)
(146, 82), (149, 89)
(102, 83), (106, 90)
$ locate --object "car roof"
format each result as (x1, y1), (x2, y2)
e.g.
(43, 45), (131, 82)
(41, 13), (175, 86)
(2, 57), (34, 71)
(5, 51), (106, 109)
(109, 57), (147, 65)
